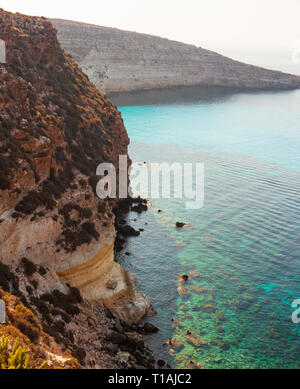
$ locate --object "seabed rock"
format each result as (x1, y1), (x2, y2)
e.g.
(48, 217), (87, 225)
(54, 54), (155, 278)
(201, 304), (216, 312)
(188, 360), (205, 369)
(179, 275), (189, 282)
(185, 332), (208, 347)
(220, 340), (230, 350)
(165, 337), (184, 350)
(191, 285), (206, 293)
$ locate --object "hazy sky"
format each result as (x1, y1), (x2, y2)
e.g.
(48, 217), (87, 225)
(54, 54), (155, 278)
(1, 0), (300, 73)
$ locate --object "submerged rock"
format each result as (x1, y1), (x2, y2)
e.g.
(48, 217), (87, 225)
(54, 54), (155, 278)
(188, 360), (205, 369)
(220, 341), (230, 350)
(165, 337), (184, 351)
(171, 318), (184, 327)
(185, 332), (208, 347)
(201, 304), (216, 312)
(177, 285), (188, 295)
(191, 285), (206, 293)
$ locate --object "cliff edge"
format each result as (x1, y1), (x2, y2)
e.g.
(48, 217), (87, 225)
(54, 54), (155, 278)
(0, 9), (156, 368)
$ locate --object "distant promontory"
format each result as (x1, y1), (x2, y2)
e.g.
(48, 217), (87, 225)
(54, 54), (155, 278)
(52, 18), (300, 92)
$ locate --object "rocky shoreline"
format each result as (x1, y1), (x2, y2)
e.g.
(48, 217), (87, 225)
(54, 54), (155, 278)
(104, 309), (170, 369)
(111, 196), (171, 368)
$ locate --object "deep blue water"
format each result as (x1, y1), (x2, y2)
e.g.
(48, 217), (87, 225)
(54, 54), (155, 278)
(114, 88), (300, 368)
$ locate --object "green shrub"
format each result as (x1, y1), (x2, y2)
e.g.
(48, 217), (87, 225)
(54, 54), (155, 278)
(0, 336), (46, 369)
(11, 305), (41, 344)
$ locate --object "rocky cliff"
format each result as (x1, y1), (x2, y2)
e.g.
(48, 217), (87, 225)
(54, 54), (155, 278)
(0, 9), (157, 368)
(51, 18), (300, 93)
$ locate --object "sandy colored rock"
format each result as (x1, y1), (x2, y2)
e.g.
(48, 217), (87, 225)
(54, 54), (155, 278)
(188, 360), (205, 369)
(191, 285), (206, 293)
(165, 337), (184, 350)
(106, 279), (118, 290)
(185, 332), (207, 347)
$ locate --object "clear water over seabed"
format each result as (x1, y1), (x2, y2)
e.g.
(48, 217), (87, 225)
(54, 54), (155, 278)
(111, 87), (300, 368)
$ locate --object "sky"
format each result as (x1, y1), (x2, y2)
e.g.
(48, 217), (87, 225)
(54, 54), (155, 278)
(1, 0), (300, 74)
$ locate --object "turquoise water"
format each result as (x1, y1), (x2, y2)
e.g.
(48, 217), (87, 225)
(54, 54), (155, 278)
(115, 88), (300, 368)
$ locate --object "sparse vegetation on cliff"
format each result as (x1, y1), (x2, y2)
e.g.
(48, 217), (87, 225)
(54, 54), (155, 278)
(40, 287), (82, 316)
(0, 9), (128, 237)
(0, 335), (46, 369)
(0, 287), (80, 369)
(55, 202), (100, 252)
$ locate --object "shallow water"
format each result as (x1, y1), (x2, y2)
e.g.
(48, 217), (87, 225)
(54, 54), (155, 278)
(114, 87), (300, 368)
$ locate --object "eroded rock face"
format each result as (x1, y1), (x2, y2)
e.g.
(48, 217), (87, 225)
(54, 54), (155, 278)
(51, 18), (300, 92)
(0, 8), (151, 331)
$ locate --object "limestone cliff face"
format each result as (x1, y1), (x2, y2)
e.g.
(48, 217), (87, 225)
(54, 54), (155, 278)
(51, 18), (300, 92)
(0, 9), (152, 327)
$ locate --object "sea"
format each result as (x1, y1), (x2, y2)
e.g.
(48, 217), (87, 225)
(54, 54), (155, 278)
(110, 83), (300, 368)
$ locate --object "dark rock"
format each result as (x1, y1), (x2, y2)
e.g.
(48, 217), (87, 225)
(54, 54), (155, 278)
(128, 322), (159, 335)
(142, 323), (159, 334)
(108, 331), (127, 344)
(131, 364), (146, 369)
(118, 225), (140, 237)
(148, 357), (156, 365)
(133, 351), (148, 367)
(115, 236), (126, 252)
(131, 203), (148, 213)
(157, 359), (166, 367)
(103, 343), (118, 355)
(113, 318), (124, 333)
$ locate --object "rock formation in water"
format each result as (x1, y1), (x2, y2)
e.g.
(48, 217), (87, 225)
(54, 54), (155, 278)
(51, 18), (300, 93)
(0, 9), (157, 368)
